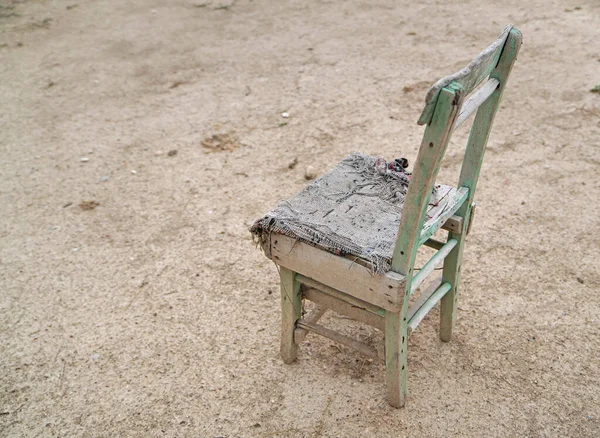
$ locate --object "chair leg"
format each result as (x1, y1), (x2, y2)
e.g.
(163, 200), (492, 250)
(385, 311), (408, 408)
(440, 235), (465, 342)
(279, 267), (302, 364)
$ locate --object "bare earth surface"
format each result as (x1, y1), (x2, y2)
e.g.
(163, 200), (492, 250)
(1, 0), (599, 436)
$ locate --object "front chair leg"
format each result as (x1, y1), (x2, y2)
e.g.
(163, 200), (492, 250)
(279, 267), (302, 364)
(385, 311), (408, 408)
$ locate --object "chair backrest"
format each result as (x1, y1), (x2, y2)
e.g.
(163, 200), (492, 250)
(390, 25), (522, 278)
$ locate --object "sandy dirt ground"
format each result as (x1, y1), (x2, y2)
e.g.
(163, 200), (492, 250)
(1, 0), (599, 436)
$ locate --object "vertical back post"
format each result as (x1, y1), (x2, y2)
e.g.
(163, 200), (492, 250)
(390, 84), (463, 279)
(456, 28), (523, 212)
(440, 28), (522, 340)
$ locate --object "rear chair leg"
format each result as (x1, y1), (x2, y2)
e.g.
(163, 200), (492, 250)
(279, 267), (302, 363)
(440, 234), (465, 342)
(385, 311), (408, 407)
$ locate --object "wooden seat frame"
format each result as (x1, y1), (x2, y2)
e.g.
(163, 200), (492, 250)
(264, 26), (522, 407)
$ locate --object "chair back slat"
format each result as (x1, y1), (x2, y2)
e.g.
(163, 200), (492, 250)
(417, 25), (512, 126)
(453, 78), (499, 131)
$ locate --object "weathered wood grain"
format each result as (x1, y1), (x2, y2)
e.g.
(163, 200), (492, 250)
(409, 282), (451, 332)
(385, 311), (408, 407)
(294, 305), (326, 344)
(418, 25), (512, 125)
(440, 28), (523, 342)
(303, 287), (385, 331)
(454, 78), (500, 131)
(392, 84), (463, 285)
(407, 275), (443, 321)
(279, 267), (302, 363)
(422, 238), (445, 250)
(271, 235), (406, 311)
(441, 215), (464, 234)
(410, 238), (457, 294)
(297, 320), (382, 360)
(420, 187), (469, 245)
(296, 274), (386, 316)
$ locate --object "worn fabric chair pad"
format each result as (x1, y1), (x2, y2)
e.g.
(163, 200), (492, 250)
(250, 153), (456, 273)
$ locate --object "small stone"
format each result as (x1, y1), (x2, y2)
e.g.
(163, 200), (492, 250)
(80, 157), (89, 162)
(288, 157), (298, 169)
(167, 149), (178, 157)
(91, 353), (100, 361)
(99, 175), (110, 182)
(281, 112), (289, 118)
(577, 277), (584, 284)
(131, 170), (137, 174)
(304, 166), (316, 180)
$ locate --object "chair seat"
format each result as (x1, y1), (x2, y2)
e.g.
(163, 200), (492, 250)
(251, 153), (457, 273)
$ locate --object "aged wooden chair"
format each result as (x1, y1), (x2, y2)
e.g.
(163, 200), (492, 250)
(250, 26), (522, 407)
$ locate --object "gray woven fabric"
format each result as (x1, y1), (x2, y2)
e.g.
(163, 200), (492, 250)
(250, 153), (452, 273)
